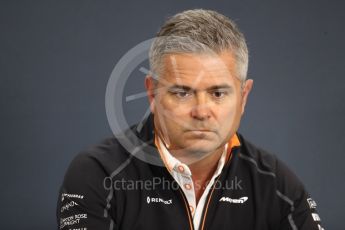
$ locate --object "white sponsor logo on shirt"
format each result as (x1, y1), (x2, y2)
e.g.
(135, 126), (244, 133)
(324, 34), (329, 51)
(307, 198), (317, 209)
(61, 193), (84, 202)
(61, 200), (78, 213)
(312, 213), (321, 222)
(219, 196), (248, 204)
(146, 196), (172, 205)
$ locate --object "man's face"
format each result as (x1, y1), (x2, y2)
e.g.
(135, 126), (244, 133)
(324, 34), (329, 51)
(145, 51), (253, 161)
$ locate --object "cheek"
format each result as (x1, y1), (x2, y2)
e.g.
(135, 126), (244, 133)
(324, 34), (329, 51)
(217, 101), (242, 130)
(157, 95), (190, 116)
(154, 97), (186, 130)
(219, 98), (238, 116)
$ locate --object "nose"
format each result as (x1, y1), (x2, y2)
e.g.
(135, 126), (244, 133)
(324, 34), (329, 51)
(190, 92), (211, 120)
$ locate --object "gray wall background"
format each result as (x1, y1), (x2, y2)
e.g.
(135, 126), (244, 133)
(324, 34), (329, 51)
(1, 0), (344, 229)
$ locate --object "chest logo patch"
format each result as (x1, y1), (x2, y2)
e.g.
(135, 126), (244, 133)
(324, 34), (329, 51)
(146, 196), (172, 205)
(219, 196), (248, 204)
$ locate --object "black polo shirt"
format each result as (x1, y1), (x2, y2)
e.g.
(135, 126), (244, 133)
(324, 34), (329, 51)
(56, 113), (323, 230)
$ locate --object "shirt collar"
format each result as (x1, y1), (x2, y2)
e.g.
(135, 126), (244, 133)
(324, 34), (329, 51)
(154, 130), (241, 176)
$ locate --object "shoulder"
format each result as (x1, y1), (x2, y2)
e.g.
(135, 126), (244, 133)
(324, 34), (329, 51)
(59, 134), (137, 209)
(237, 133), (306, 196)
(236, 133), (278, 176)
(66, 135), (132, 178)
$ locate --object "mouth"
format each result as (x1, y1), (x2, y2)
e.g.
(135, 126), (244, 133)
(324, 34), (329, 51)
(187, 129), (214, 132)
(186, 130), (214, 136)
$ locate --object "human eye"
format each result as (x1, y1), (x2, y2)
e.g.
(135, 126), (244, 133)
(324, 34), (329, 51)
(173, 90), (192, 99)
(211, 90), (228, 99)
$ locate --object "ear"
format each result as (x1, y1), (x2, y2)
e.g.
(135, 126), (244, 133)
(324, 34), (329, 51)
(241, 79), (253, 115)
(145, 75), (156, 113)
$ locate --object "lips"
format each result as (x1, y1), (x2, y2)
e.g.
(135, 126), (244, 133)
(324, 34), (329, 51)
(188, 129), (213, 132)
(190, 130), (212, 132)
(186, 129), (214, 133)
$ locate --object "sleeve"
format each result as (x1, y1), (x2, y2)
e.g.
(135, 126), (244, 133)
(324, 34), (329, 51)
(56, 153), (117, 230)
(275, 159), (325, 230)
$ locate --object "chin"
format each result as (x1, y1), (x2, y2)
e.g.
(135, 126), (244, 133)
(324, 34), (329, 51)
(183, 142), (218, 153)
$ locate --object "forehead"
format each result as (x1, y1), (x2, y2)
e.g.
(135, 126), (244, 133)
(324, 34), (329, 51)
(160, 52), (238, 87)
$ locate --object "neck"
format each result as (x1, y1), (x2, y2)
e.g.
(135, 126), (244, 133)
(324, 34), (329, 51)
(176, 145), (225, 205)
(171, 145), (225, 181)
(189, 146), (224, 181)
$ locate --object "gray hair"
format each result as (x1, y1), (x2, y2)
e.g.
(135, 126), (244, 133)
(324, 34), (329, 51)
(149, 9), (249, 83)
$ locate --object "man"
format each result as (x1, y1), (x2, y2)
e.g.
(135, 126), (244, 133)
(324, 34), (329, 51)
(57, 9), (323, 230)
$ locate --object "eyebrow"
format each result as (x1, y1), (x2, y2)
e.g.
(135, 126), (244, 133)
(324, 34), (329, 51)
(168, 84), (233, 91)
